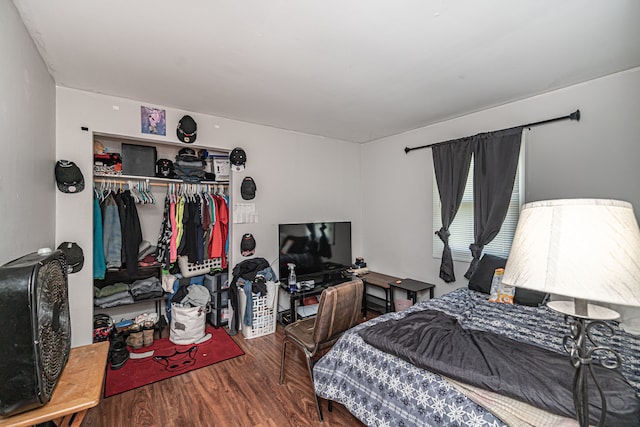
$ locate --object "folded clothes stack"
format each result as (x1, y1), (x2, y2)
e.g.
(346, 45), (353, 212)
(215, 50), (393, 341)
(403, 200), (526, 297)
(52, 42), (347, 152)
(174, 147), (206, 182)
(94, 283), (133, 308)
(130, 276), (164, 301)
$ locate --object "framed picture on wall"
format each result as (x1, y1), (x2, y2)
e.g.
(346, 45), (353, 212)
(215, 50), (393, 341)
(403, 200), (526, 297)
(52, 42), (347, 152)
(141, 106), (166, 135)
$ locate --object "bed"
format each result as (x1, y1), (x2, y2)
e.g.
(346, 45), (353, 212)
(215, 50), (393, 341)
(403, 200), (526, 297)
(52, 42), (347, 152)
(313, 287), (640, 426)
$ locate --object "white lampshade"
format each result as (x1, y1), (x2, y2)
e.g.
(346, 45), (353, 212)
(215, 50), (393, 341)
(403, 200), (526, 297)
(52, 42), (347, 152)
(502, 199), (640, 317)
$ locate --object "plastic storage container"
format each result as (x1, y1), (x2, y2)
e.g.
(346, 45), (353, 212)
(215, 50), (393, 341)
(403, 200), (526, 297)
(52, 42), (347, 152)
(203, 272), (229, 328)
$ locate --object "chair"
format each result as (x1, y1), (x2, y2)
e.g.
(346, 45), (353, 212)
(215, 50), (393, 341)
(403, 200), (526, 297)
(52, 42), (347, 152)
(279, 279), (364, 422)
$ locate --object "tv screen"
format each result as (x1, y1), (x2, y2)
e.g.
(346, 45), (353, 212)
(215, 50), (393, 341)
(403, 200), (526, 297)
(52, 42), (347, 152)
(278, 221), (352, 283)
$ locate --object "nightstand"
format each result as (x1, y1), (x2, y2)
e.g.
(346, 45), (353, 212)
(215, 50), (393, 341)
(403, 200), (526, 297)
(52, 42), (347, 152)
(389, 278), (435, 310)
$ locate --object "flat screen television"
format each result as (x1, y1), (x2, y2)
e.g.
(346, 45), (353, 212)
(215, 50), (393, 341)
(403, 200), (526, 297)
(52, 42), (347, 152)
(278, 221), (352, 283)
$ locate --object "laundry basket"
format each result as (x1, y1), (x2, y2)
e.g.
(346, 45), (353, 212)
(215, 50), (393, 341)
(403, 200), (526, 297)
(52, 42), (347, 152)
(178, 256), (223, 278)
(238, 281), (278, 339)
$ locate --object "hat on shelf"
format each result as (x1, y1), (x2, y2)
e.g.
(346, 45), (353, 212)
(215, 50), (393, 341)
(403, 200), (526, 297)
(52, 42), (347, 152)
(240, 233), (256, 257)
(177, 115), (197, 143)
(55, 160), (85, 193)
(241, 176), (257, 200)
(57, 242), (84, 274)
(155, 159), (175, 178)
(229, 147), (246, 172)
(176, 147), (201, 163)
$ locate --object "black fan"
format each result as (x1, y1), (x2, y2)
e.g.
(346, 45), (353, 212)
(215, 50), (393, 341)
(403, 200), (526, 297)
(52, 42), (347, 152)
(0, 249), (71, 416)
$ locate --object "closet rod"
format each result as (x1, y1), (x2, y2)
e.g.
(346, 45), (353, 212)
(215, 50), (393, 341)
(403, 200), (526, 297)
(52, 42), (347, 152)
(404, 109), (580, 154)
(94, 178), (227, 188)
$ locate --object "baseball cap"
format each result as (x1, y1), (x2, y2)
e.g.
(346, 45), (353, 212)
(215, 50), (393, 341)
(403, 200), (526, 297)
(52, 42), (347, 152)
(241, 177), (257, 200)
(177, 115), (197, 143)
(55, 160), (85, 193)
(57, 242), (84, 273)
(229, 147), (246, 172)
(177, 147), (200, 162)
(240, 233), (256, 257)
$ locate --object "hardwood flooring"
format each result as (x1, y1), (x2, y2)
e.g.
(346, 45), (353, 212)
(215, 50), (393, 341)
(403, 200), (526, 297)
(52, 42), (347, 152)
(82, 313), (379, 427)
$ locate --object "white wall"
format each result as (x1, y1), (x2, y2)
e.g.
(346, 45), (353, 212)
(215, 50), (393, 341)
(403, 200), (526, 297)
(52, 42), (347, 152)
(0, 1), (56, 265)
(361, 68), (640, 299)
(56, 88), (362, 346)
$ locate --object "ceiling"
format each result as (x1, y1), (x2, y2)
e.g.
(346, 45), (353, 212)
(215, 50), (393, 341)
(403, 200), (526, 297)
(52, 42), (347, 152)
(12, 1), (640, 143)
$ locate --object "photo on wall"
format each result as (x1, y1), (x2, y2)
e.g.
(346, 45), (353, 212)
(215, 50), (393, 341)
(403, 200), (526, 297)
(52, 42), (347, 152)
(141, 106), (166, 135)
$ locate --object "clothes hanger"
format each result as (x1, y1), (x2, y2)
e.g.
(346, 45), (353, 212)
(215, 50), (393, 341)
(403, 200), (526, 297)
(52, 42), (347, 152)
(170, 183), (176, 204)
(138, 181), (149, 204)
(129, 181), (141, 204)
(138, 181), (147, 204)
(146, 180), (156, 205)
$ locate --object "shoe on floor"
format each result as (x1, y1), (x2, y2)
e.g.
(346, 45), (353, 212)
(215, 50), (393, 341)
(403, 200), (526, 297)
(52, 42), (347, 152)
(110, 340), (129, 370)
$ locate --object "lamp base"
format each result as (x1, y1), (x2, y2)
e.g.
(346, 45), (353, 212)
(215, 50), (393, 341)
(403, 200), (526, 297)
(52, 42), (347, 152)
(552, 304), (622, 427)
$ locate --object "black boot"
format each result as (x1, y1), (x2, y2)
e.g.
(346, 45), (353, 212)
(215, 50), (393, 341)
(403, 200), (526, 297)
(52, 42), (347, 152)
(109, 331), (129, 370)
(110, 340), (129, 370)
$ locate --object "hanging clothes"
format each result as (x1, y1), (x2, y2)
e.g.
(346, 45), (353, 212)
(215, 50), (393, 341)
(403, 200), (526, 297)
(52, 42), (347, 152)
(195, 195), (204, 264)
(156, 184), (229, 270)
(208, 195), (224, 261)
(156, 195), (171, 268)
(216, 195), (229, 269)
(201, 195), (212, 261)
(121, 190), (143, 276)
(93, 193), (107, 279)
(222, 192), (230, 257)
(169, 196), (177, 263)
(102, 193), (122, 269)
(175, 196), (186, 256)
(182, 197), (201, 264)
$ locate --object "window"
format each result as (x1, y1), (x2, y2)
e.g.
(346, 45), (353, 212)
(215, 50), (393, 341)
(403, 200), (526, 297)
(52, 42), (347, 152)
(432, 138), (525, 262)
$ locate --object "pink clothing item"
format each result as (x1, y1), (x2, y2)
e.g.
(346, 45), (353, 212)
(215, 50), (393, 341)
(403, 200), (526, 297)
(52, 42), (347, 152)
(209, 196), (223, 260)
(169, 200), (177, 262)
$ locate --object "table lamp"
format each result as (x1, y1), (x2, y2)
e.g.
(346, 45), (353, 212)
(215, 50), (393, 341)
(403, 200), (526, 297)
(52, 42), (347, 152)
(502, 199), (640, 427)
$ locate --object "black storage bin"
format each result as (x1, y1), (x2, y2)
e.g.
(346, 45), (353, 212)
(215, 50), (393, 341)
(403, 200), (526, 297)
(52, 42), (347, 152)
(203, 272), (229, 328)
(122, 143), (157, 177)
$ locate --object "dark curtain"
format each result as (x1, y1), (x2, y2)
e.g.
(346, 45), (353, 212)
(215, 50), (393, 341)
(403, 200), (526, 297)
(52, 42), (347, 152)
(464, 127), (523, 279)
(432, 138), (473, 282)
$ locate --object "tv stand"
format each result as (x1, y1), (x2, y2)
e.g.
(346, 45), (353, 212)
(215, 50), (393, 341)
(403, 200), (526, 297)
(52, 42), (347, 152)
(322, 270), (346, 282)
(278, 275), (351, 325)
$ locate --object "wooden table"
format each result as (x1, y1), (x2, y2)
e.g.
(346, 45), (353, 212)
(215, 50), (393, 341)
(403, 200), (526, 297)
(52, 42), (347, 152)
(0, 341), (109, 427)
(360, 271), (401, 314)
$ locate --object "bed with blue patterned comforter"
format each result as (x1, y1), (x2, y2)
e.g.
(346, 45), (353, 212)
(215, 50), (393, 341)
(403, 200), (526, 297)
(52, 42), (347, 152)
(313, 288), (640, 426)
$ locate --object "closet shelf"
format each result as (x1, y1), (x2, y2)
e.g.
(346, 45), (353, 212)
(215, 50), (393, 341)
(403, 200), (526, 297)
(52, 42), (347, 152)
(95, 264), (162, 288)
(93, 293), (166, 308)
(94, 173), (228, 185)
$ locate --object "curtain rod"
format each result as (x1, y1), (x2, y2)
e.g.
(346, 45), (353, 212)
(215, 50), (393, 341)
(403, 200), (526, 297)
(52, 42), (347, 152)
(404, 109), (580, 154)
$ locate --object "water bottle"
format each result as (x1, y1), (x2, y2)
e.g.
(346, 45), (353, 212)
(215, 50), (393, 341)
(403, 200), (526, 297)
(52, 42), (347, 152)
(287, 263), (297, 292)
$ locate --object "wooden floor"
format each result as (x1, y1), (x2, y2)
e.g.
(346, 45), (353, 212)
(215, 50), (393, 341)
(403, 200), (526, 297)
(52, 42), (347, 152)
(82, 313), (379, 427)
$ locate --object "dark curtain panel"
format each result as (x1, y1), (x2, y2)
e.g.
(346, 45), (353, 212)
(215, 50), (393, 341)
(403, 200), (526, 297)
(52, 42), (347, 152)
(432, 138), (473, 282)
(464, 127), (523, 279)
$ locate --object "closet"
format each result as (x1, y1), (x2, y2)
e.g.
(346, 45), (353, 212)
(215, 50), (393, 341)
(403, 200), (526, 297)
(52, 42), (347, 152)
(91, 133), (230, 327)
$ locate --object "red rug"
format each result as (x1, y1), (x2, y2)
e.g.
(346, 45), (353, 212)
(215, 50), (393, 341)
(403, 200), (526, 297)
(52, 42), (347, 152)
(104, 326), (244, 397)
